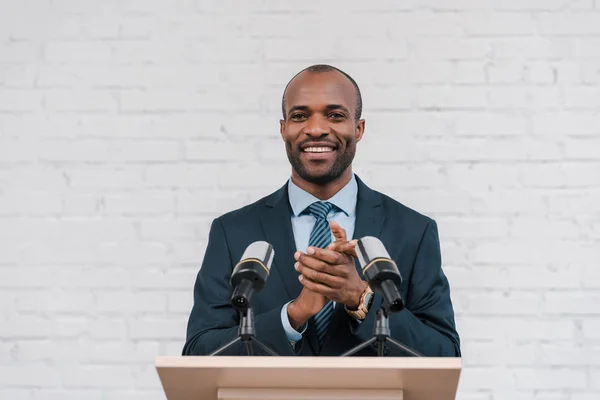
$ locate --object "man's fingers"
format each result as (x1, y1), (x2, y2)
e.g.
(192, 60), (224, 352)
(335, 240), (358, 258)
(329, 220), (348, 243)
(306, 246), (346, 265)
(295, 251), (332, 272)
(298, 265), (342, 288)
(298, 274), (335, 297)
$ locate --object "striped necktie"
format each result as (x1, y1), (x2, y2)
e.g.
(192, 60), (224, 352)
(305, 201), (335, 347)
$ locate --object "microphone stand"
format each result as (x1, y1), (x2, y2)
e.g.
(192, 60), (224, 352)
(341, 307), (423, 357)
(209, 308), (278, 356)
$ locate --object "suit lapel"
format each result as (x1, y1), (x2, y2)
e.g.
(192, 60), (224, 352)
(260, 182), (319, 354)
(321, 175), (386, 352)
(260, 183), (302, 300)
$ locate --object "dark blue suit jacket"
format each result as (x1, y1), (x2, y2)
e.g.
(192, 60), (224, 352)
(183, 176), (460, 357)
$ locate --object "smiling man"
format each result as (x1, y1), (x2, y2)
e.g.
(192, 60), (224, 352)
(182, 64), (461, 357)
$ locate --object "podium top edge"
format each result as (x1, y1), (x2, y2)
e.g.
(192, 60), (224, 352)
(155, 356), (462, 370)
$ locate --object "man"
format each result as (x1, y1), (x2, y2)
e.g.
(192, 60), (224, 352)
(182, 64), (460, 357)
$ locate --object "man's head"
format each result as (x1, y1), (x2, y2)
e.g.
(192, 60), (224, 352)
(280, 64), (365, 186)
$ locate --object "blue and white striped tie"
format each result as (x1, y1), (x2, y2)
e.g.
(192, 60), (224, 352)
(305, 201), (335, 346)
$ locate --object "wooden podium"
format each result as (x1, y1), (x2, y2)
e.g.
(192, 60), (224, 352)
(155, 356), (462, 400)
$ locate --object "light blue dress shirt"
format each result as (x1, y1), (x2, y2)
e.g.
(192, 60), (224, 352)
(279, 174), (358, 345)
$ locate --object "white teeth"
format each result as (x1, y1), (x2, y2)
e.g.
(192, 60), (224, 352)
(303, 147), (334, 153)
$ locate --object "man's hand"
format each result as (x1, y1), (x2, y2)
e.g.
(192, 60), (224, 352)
(295, 221), (367, 310)
(287, 274), (329, 330)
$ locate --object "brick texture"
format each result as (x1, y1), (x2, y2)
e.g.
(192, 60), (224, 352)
(1, 0), (599, 398)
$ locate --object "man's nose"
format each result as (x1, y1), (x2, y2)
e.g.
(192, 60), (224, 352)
(303, 115), (330, 137)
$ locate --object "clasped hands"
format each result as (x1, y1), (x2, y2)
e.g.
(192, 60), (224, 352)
(287, 221), (367, 330)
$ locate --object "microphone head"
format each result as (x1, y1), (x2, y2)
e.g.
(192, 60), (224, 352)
(239, 241), (274, 272)
(356, 236), (404, 312)
(356, 236), (391, 267)
(230, 241), (274, 309)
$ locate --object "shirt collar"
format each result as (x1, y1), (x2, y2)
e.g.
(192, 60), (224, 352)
(288, 173), (358, 217)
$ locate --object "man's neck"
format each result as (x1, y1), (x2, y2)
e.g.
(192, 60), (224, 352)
(291, 168), (353, 201)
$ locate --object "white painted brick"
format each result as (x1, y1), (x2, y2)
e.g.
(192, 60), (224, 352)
(167, 292), (192, 314)
(492, 38), (572, 60)
(53, 317), (127, 339)
(565, 87), (600, 108)
(40, 140), (180, 162)
(0, 167), (67, 189)
(456, 291), (541, 316)
(140, 218), (200, 240)
(454, 112), (529, 136)
(462, 13), (536, 36)
(94, 242), (171, 265)
(416, 87), (487, 109)
(0, 365), (61, 387)
(43, 42), (112, 64)
(66, 167), (146, 189)
(537, 12), (600, 35)
(533, 112), (600, 136)
(184, 139), (252, 161)
(461, 341), (537, 366)
(454, 61), (487, 84)
(176, 190), (252, 216)
(16, 291), (94, 313)
(103, 192), (173, 215)
(62, 365), (133, 388)
(566, 139), (600, 159)
(132, 363), (163, 389)
(1, 2), (600, 399)
(592, 370), (600, 390)
(0, 90), (42, 112)
(416, 38), (491, 60)
(410, 62), (453, 83)
(574, 38), (600, 57)
(498, 0), (593, 10)
(437, 217), (508, 239)
(0, 192), (62, 215)
(133, 270), (196, 290)
(0, 389), (31, 400)
(0, 64), (36, 88)
(96, 291), (166, 314)
(0, 316), (52, 339)
(514, 368), (587, 390)
(524, 63), (556, 84)
(544, 292), (600, 315)
(539, 344), (600, 366)
(459, 367), (515, 390)
(31, 390), (102, 400)
(0, 219), (138, 240)
(104, 390), (164, 400)
(0, 42), (40, 63)
(89, 341), (160, 363)
(362, 86), (412, 110)
(387, 13), (464, 36)
(458, 318), (575, 341)
(445, 163), (521, 190)
(581, 62), (600, 84)
(128, 317), (186, 340)
(61, 194), (100, 216)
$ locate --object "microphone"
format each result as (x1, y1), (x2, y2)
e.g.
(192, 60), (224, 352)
(355, 236), (404, 313)
(230, 241), (274, 310)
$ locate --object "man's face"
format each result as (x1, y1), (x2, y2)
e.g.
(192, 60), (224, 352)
(280, 71), (365, 185)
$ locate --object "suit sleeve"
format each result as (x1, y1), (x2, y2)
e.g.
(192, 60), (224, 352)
(182, 218), (298, 356)
(353, 220), (461, 357)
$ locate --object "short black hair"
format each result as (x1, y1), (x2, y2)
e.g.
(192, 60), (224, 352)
(281, 64), (363, 121)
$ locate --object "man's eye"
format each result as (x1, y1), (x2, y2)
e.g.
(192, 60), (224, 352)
(329, 113), (345, 119)
(291, 114), (306, 120)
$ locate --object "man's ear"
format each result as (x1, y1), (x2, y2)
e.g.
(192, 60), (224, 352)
(355, 119), (365, 142)
(279, 119), (286, 139)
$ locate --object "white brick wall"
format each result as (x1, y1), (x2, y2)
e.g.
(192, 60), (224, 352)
(1, 0), (599, 398)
